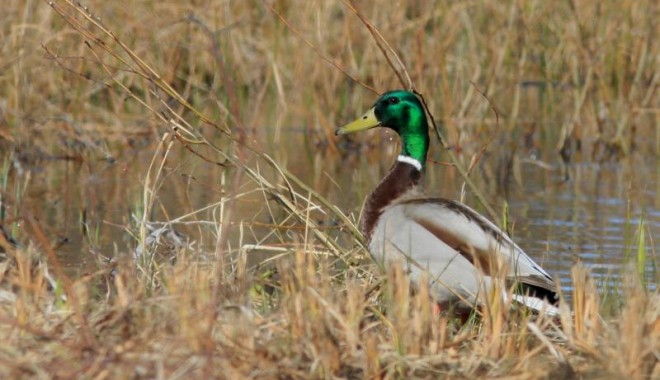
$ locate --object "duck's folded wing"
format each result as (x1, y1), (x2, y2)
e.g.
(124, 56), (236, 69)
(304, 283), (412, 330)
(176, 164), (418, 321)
(400, 198), (557, 296)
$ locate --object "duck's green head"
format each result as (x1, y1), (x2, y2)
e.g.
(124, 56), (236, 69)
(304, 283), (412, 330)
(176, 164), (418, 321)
(335, 90), (429, 168)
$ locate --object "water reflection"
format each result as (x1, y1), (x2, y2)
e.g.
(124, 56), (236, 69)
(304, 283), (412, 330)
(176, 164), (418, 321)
(504, 159), (658, 291)
(2, 135), (658, 293)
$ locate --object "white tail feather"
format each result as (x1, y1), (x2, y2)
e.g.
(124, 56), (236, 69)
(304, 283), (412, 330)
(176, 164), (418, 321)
(509, 293), (560, 316)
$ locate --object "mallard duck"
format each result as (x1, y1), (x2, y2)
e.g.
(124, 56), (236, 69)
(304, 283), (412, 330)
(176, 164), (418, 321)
(336, 90), (559, 316)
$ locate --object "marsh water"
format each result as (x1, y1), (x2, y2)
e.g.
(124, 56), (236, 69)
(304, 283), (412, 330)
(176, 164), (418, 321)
(4, 128), (658, 293)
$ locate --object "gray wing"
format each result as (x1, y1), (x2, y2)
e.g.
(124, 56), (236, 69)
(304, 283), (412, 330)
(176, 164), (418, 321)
(368, 198), (558, 312)
(402, 198), (556, 292)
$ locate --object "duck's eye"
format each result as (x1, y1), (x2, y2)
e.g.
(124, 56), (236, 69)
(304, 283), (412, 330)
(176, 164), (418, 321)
(388, 97), (400, 105)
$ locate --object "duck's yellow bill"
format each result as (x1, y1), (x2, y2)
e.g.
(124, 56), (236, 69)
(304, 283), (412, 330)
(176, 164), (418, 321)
(334, 107), (379, 135)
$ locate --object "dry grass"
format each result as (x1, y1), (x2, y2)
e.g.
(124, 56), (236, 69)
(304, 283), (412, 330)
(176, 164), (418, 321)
(2, 0), (657, 160)
(0, 243), (658, 379)
(0, 0), (658, 379)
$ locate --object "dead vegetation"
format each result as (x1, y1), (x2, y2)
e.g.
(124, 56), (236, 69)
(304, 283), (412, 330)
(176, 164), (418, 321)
(0, 0), (658, 378)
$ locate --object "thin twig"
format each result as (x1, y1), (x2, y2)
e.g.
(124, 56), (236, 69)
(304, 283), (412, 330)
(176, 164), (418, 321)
(266, 1), (378, 95)
(415, 90), (501, 224)
(344, 0), (412, 90)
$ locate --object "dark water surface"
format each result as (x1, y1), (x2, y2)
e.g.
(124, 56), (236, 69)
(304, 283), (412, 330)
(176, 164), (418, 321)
(4, 134), (658, 293)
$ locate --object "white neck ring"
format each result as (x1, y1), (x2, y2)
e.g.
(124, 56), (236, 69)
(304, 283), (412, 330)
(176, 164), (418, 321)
(397, 155), (423, 171)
